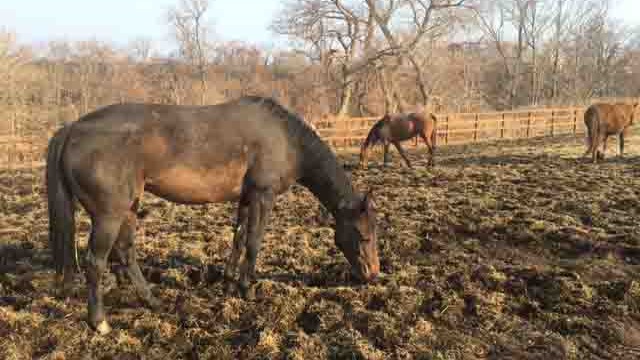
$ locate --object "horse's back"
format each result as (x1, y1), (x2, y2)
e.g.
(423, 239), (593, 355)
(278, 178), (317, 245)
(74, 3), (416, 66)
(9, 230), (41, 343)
(586, 103), (634, 132)
(66, 100), (292, 159)
(61, 99), (300, 206)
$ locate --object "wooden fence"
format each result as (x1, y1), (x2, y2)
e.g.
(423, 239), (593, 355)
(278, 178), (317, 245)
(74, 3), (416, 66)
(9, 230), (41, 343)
(0, 106), (589, 169)
(0, 135), (48, 170)
(316, 107), (586, 148)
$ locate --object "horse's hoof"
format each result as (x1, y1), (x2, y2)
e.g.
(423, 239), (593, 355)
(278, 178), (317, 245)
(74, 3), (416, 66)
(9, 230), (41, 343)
(95, 321), (112, 335)
(237, 282), (254, 300)
(238, 283), (249, 298)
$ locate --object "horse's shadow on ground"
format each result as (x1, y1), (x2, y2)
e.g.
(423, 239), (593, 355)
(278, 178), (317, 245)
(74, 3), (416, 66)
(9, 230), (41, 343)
(0, 242), (48, 275)
(436, 153), (569, 167)
(430, 152), (639, 167)
(136, 249), (360, 292)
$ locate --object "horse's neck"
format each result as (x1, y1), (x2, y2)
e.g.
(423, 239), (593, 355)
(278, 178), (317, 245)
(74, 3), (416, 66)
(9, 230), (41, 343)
(299, 151), (355, 216)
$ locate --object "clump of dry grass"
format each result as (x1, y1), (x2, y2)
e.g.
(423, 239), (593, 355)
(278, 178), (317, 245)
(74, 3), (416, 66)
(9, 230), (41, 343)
(1, 132), (639, 358)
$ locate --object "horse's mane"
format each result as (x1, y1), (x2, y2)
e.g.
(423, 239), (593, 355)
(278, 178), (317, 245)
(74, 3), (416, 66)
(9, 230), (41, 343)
(238, 96), (354, 202)
(363, 116), (389, 147)
(239, 96), (321, 145)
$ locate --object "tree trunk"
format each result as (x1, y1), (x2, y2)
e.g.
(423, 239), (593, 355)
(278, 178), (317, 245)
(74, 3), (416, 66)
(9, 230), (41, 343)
(337, 75), (354, 116)
(408, 55), (428, 106)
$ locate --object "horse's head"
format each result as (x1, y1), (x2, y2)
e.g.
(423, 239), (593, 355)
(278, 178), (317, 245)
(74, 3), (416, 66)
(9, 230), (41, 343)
(334, 191), (380, 282)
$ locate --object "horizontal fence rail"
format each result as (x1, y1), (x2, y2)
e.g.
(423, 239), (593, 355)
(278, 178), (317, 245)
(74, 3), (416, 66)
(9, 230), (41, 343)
(0, 105), (592, 169)
(316, 107), (586, 149)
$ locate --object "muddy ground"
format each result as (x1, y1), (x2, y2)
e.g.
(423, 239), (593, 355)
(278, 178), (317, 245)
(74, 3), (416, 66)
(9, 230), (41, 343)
(1, 133), (639, 359)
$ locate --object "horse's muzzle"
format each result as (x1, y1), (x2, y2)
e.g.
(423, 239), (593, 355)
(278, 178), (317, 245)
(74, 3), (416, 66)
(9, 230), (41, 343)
(353, 260), (380, 283)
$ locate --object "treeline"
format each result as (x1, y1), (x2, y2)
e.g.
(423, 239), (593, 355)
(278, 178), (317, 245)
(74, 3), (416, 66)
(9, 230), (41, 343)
(1, 0), (639, 137)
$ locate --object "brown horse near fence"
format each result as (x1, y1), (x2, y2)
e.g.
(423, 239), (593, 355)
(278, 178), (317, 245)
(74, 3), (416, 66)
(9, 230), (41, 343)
(359, 112), (437, 168)
(46, 96), (380, 334)
(584, 103), (638, 163)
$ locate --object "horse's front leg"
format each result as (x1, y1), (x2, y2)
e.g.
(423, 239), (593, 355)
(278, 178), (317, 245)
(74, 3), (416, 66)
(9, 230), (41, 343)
(237, 187), (275, 297)
(383, 141), (391, 167)
(392, 141), (412, 168)
(224, 200), (249, 292)
(618, 131), (625, 157)
(600, 135), (608, 160)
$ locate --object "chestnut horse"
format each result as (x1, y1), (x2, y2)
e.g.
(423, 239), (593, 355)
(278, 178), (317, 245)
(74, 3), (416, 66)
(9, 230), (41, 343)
(359, 112), (437, 168)
(584, 103), (638, 163)
(46, 96), (380, 334)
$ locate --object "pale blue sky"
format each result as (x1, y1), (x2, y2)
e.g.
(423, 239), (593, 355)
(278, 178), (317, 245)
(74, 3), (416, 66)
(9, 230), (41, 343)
(1, 0), (638, 51)
(0, 0), (285, 49)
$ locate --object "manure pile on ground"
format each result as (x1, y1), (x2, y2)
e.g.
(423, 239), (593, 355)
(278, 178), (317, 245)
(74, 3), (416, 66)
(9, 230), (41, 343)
(1, 133), (639, 359)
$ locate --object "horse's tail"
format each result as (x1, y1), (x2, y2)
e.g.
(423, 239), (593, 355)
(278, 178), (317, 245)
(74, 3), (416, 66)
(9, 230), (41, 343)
(430, 114), (437, 150)
(46, 125), (77, 278)
(367, 117), (390, 147)
(359, 127), (375, 167)
(584, 107), (599, 156)
(360, 117), (385, 167)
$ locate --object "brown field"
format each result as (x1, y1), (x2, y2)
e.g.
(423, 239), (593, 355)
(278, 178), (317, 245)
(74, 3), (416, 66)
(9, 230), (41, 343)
(1, 132), (639, 359)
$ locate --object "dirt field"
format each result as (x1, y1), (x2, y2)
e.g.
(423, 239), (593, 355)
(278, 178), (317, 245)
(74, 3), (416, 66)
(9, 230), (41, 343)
(1, 133), (639, 359)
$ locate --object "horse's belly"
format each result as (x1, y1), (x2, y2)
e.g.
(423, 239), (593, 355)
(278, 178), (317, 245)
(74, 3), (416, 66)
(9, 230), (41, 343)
(144, 161), (247, 204)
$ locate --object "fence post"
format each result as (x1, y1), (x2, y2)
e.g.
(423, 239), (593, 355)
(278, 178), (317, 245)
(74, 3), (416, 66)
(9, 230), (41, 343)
(13, 141), (18, 168)
(445, 115), (449, 145)
(473, 113), (479, 142)
(500, 113), (505, 139)
(550, 110), (555, 137)
(526, 112), (532, 138)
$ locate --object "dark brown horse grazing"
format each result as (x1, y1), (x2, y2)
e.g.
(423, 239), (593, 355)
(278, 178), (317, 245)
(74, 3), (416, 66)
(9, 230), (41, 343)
(47, 96), (380, 335)
(584, 102), (638, 163)
(359, 112), (437, 168)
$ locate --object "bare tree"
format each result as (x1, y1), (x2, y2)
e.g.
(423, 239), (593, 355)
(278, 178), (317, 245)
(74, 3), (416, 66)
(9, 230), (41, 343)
(168, 0), (213, 105)
(273, 0), (374, 116)
(128, 37), (154, 62)
(0, 31), (33, 135)
(366, 0), (470, 111)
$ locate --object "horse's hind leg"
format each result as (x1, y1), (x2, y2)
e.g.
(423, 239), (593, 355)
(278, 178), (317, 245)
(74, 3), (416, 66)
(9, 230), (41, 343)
(420, 133), (434, 166)
(86, 213), (124, 335)
(590, 135), (602, 163)
(392, 141), (412, 168)
(111, 210), (160, 310)
(109, 250), (127, 287)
